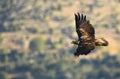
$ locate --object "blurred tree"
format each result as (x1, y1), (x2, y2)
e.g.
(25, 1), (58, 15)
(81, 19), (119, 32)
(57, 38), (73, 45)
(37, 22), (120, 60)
(0, 0), (42, 32)
(0, 72), (10, 79)
(0, 0), (22, 32)
(25, 73), (34, 79)
(0, 33), (3, 44)
(29, 37), (45, 53)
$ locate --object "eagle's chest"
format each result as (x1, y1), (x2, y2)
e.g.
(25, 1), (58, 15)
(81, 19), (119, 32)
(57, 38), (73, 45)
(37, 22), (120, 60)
(79, 39), (95, 50)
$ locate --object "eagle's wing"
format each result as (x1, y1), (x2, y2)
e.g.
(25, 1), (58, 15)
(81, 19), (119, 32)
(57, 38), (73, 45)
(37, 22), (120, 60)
(75, 13), (95, 41)
(74, 13), (95, 56)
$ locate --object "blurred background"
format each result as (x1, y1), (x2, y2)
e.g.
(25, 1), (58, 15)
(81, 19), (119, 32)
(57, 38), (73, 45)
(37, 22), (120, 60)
(0, 0), (120, 79)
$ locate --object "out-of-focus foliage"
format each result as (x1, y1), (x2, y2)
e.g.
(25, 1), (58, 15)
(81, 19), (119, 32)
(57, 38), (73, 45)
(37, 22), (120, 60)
(0, 50), (120, 79)
(29, 37), (45, 52)
(0, 0), (120, 79)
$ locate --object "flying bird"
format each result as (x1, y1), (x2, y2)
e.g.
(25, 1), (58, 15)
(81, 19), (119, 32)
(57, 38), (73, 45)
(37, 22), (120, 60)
(71, 13), (108, 56)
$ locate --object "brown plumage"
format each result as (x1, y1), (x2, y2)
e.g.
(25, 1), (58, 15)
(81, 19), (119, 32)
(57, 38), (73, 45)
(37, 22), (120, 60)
(71, 13), (108, 56)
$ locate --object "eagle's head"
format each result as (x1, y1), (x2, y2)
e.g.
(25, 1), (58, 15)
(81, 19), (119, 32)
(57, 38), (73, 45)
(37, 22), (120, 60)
(95, 38), (108, 46)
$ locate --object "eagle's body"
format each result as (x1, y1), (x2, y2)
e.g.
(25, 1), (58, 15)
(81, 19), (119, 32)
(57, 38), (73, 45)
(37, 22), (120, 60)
(71, 13), (108, 56)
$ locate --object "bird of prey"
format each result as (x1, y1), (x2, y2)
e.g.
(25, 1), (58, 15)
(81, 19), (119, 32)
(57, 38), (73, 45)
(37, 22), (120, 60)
(71, 13), (108, 56)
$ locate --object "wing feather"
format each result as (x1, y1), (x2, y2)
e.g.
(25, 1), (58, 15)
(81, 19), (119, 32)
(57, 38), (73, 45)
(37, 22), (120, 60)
(75, 13), (95, 40)
(74, 13), (95, 56)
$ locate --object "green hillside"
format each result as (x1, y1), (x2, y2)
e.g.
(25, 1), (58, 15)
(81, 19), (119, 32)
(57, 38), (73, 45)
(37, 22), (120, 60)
(0, 0), (120, 79)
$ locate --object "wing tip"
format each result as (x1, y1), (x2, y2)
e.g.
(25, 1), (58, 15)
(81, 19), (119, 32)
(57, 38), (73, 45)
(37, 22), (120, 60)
(74, 12), (87, 22)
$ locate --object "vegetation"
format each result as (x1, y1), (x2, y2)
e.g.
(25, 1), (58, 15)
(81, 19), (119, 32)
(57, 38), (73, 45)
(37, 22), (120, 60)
(29, 37), (45, 52)
(0, 50), (120, 79)
(0, 0), (120, 79)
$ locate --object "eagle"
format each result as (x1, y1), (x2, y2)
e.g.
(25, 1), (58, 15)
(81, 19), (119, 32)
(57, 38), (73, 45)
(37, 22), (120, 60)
(71, 13), (108, 56)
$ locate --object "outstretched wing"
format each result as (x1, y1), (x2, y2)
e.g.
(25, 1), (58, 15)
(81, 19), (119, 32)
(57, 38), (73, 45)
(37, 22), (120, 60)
(75, 13), (95, 41)
(74, 13), (95, 56)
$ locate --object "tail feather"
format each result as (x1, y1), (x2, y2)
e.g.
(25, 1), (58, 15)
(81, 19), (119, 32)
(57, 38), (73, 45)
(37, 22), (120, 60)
(95, 38), (108, 46)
